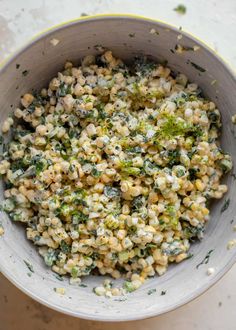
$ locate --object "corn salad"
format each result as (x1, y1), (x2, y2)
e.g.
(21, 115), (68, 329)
(0, 51), (232, 295)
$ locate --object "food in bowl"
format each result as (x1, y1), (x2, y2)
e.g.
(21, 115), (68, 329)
(0, 50), (232, 297)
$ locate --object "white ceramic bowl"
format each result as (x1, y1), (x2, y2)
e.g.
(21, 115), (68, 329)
(0, 15), (236, 321)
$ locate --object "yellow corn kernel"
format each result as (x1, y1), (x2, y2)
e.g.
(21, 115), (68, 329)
(195, 179), (205, 192)
(202, 207), (209, 216)
(175, 253), (187, 263)
(148, 191), (159, 203)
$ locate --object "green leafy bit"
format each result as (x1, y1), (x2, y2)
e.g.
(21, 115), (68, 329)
(157, 115), (199, 139)
(23, 260), (34, 273)
(121, 167), (141, 176)
(72, 211), (89, 224)
(57, 82), (71, 97)
(132, 196), (145, 212)
(167, 149), (180, 167)
(183, 223), (204, 240)
(147, 288), (156, 295)
(190, 62), (206, 73)
(22, 70), (29, 76)
(186, 253), (194, 259)
(126, 146), (143, 154)
(188, 168), (199, 181)
(91, 167), (102, 178)
(174, 4), (186, 15)
(71, 266), (79, 278)
(196, 249), (214, 269)
(218, 159), (232, 173)
(161, 290), (166, 295)
(114, 298), (127, 302)
(44, 249), (58, 267)
(133, 57), (157, 77)
(129, 33), (135, 38)
(54, 274), (64, 281)
(79, 283), (88, 288)
(123, 281), (135, 293)
(60, 240), (71, 253)
(221, 198), (230, 213)
(143, 159), (159, 175)
(104, 186), (121, 198)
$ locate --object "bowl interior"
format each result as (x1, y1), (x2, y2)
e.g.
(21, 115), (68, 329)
(0, 16), (236, 321)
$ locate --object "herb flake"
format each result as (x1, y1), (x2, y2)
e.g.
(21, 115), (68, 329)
(54, 274), (64, 281)
(196, 249), (214, 269)
(174, 4), (187, 15)
(147, 288), (156, 295)
(22, 70), (29, 76)
(23, 260), (34, 273)
(221, 198), (230, 213)
(79, 283), (88, 288)
(190, 61), (206, 73)
(129, 33), (135, 38)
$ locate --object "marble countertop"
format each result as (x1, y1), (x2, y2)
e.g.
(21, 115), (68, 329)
(0, 1), (236, 329)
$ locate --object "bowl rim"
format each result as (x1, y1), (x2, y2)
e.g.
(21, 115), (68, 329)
(1, 13), (236, 322)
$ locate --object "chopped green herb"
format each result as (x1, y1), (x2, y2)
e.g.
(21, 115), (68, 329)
(196, 249), (214, 269)
(161, 290), (166, 295)
(174, 4), (187, 15)
(126, 146), (143, 154)
(186, 253), (194, 260)
(54, 274), (64, 281)
(57, 82), (71, 97)
(79, 283), (88, 288)
(129, 33), (135, 38)
(91, 167), (102, 178)
(72, 211), (89, 224)
(104, 186), (121, 198)
(218, 159), (232, 173)
(22, 70), (29, 76)
(132, 195), (145, 212)
(121, 167), (141, 176)
(190, 62), (206, 73)
(16, 64), (20, 69)
(157, 115), (196, 139)
(123, 281), (135, 293)
(44, 250), (58, 267)
(188, 168), (199, 181)
(114, 298), (128, 302)
(71, 266), (79, 278)
(147, 288), (156, 295)
(221, 198), (230, 213)
(23, 260), (34, 273)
